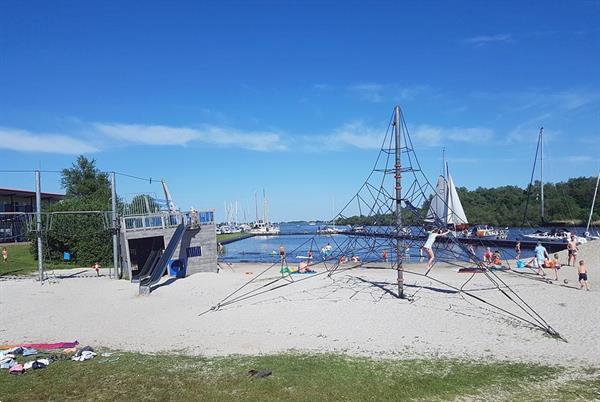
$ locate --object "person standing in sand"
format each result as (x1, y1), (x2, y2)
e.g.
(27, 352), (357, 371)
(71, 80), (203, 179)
(534, 242), (548, 276)
(578, 260), (590, 291)
(278, 245), (286, 265)
(514, 241), (521, 260)
(2, 247), (7, 263)
(567, 235), (578, 266)
(421, 228), (449, 270)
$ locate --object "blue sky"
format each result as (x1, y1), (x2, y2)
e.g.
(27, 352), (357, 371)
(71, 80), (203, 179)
(1, 1), (599, 221)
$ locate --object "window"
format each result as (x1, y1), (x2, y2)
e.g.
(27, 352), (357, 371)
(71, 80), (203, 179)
(186, 246), (202, 257)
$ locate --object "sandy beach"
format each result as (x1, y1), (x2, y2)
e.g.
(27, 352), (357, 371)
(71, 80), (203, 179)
(1, 241), (598, 367)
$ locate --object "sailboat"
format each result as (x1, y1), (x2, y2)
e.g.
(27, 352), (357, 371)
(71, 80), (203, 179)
(520, 128), (585, 244)
(425, 161), (509, 239)
(584, 171), (600, 240)
(317, 196), (344, 234)
(249, 190), (280, 234)
(426, 162), (469, 230)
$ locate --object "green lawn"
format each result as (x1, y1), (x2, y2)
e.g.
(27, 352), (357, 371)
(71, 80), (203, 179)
(0, 243), (78, 276)
(217, 232), (253, 243)
(1, 352), (598, 401)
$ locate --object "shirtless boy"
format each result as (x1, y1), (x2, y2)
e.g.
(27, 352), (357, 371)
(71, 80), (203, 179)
(567, 235), (578, 266)
(578, 260), (589, 291)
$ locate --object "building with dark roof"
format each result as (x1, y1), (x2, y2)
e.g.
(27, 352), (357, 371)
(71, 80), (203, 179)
(0, 188), (64, 242)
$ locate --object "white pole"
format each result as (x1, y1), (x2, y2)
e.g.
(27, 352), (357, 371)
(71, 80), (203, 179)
(586, 171), (600, 233)
(35, 170), (43, 283)
(540, 127), (544, 220)
(254, 191), (258, 222)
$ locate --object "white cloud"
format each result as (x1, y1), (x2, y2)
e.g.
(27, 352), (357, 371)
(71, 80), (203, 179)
(505, 116), (559, 144)
(0, 127), (98, 154)
(305, 121), (385, 151)
(348, 83), (385, 103)
(557, 155), (593, 163)
(412, 125), (494, 146)
(464, 34), (512, 46)
(348, 83), (429, 103)
(327, 121), (384, 149)
(93, 123), (287, 152)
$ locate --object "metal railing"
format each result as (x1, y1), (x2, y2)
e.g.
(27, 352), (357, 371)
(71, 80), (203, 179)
(122, 210), (214, 232)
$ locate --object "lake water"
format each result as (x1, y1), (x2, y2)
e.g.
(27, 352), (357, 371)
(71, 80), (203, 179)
(219, 223), (588, 264)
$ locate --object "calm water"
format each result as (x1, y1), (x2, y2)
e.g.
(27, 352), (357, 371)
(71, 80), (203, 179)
(220, 223), (588, 264)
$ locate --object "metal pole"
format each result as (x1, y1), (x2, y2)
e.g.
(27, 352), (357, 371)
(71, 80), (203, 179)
(35, 170), (43, 283)
(111, 172), (119, 279)
(540, 127), (544, 220)
(394, 106), (404, 299)
(586, 171), (600, 233)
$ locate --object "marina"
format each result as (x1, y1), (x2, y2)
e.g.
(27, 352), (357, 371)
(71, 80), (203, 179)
(1, 2), (599, 399)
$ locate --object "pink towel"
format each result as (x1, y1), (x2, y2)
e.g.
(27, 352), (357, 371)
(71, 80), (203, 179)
(20, 341), (79, 350)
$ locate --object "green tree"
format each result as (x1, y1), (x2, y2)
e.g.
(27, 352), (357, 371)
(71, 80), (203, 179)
(34, 156), (113, 266)
(61, 155), (110, 199)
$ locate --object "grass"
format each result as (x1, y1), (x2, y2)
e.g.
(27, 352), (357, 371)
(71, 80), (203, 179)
(217, 232), (253, 243)
(0, 243), (78, 276)
(1, 352), (599, 401)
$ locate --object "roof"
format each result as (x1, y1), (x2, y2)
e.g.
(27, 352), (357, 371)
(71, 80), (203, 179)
(0, 187), (64, 200)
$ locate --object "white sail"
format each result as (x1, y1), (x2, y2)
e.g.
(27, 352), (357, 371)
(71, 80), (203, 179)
(425, 176), (447, 224)
(446, 173), (468, 225)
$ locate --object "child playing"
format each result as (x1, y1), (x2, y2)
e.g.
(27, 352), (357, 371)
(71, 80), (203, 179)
(92, 262), (101, 277)
(578, 260), (589, 291)
(2, 247), (7, 263)
(543, 255), (559, 281)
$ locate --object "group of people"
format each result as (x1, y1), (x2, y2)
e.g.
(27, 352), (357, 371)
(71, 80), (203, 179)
(522, 237), (590, 290)
(274, 229), (591, 290)
(339, 255), (361, 264)
(421, 228), (590, 291)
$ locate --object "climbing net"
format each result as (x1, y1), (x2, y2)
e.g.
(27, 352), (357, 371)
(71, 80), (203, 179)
(205, 106), (561, 338)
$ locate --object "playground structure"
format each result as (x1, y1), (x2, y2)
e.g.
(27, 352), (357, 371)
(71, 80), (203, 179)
(121, 208), (218, 295)
(206, 105), (562, 339)
(0, 170), (218, 294)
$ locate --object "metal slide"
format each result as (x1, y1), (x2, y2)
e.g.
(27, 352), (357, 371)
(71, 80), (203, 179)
(139, 224), (185, 294)
(132, 249), (161, 283)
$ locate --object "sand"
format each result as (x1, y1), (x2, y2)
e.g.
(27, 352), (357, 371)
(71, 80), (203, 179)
(1, 241), (598, 367)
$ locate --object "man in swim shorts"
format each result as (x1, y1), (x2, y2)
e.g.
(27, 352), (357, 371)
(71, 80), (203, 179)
(567, 235), (578, 266)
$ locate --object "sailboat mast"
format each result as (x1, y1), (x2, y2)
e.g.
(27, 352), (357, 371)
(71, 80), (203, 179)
(586, 171), (600, 233)
(442, 147), (446, 178)
(540, 127), (544, 220)
(445, 161), (450, 226)
(332, 196), (336, 227)
(254, 191), (258, 222)
(393, 106), (404, 299)
(263, 189), (268, 225)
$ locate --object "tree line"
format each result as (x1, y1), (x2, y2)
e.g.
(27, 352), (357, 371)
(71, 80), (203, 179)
(337, 176), (599, 227)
